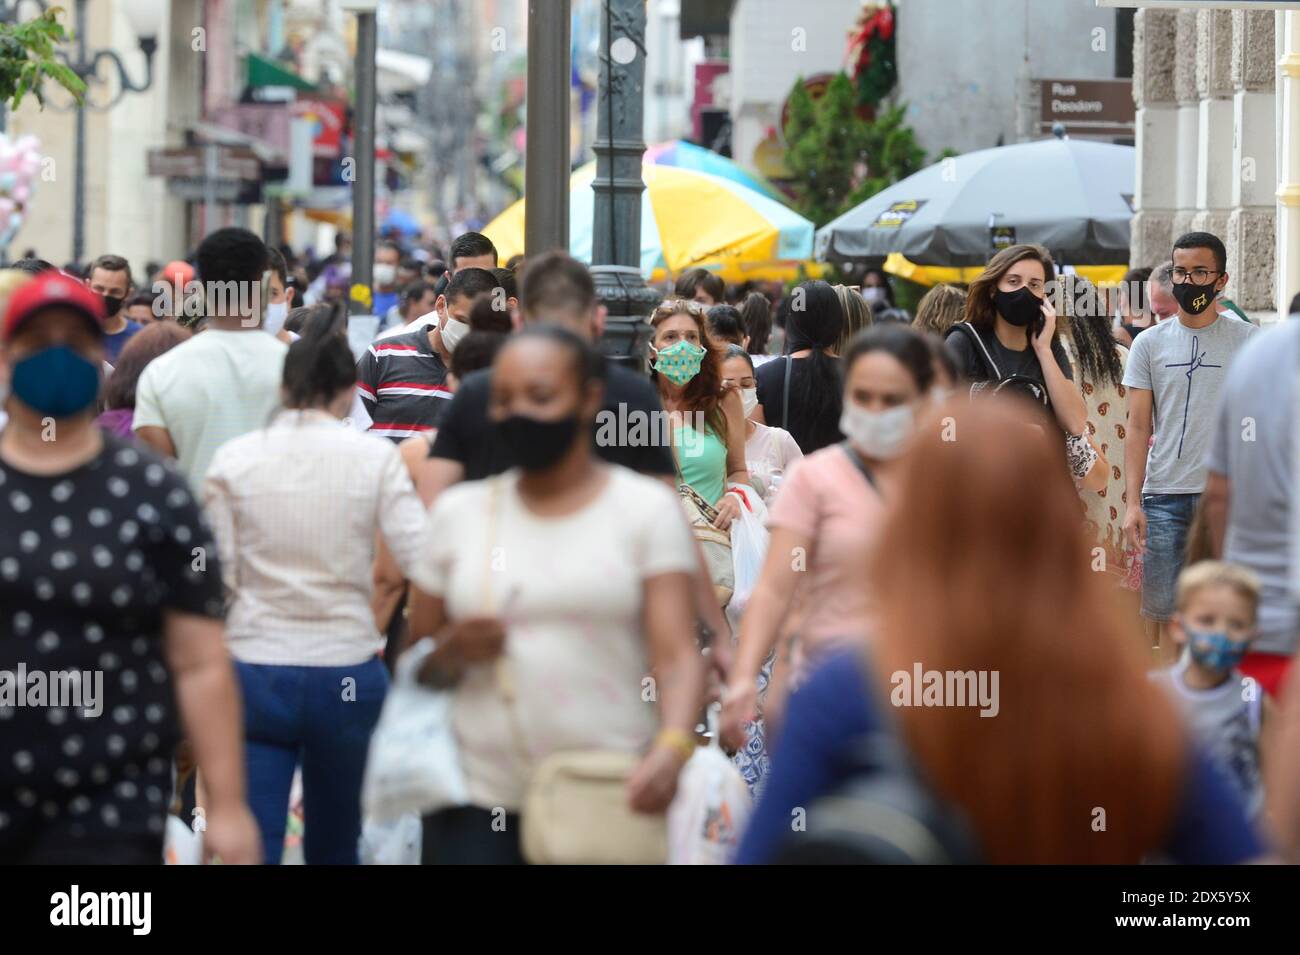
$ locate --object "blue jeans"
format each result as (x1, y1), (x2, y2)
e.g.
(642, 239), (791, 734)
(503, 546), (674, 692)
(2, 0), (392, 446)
(235, 657), (388, 865)
(1140, 492), (1200, 622)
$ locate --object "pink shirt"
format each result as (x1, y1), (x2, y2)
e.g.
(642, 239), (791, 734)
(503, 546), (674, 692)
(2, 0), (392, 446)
(768, 444), (885, 654)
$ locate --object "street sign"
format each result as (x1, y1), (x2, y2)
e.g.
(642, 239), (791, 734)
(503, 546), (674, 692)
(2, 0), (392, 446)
(147, 146), (262, 181)
(1038, 79), (1135, 138)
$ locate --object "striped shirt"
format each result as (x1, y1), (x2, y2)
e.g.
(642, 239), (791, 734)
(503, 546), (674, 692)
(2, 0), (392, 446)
(355, 327), (452, 441)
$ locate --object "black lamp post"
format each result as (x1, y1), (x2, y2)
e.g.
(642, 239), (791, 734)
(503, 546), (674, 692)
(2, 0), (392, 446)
(590, 0), (658, 367)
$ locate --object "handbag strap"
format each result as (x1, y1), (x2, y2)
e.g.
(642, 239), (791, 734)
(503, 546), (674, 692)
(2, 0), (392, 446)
(950, 322), (1002, 381)
(782, 355), (793, 431)
(839, 441), (879, 494)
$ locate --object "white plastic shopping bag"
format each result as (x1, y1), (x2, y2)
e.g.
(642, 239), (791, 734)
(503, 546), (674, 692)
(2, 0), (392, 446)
(360, 812), (423, 865)
(727, 488), (769, 628)
(163, 814), (203, 865)
(667, 707), (753, 864)
(362, 638), (469, 821)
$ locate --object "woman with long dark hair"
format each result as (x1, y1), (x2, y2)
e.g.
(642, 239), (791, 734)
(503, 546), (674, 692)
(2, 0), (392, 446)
(753, 280), (845, 453)
(406, 327), (706, 863)
(722, 325), (937, 752)
(739, 291), (775, 365)
(1055, 274), (1132, 579)
(736, 397), (1265, 864)
(944, 244), (1087, 439)
(202, 307), (429, 864)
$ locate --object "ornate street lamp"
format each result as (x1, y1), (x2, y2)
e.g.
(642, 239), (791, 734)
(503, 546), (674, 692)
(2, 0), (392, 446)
(590, 0), (658, 367)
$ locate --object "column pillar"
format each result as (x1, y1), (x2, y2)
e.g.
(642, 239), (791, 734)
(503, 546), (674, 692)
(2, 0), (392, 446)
(1192, 10), (1234, 240)
(1131, 8), (1178, 269)
(1275, 12), (1300, 321)
(1173, 11), (1201, 243)
(1227, 9), (1277, 318)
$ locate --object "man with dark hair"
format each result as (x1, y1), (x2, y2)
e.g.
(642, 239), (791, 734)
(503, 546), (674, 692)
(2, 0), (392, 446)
(133, 228), (288, 488)
(372, 239), (404, 319)
(1122, 231), (1257, 659)
(396, 280), (438, 327)
(1113, 266), (1152, 348)
(357, 266), (502, 442)
(429, 251), (675, 483)
(426, 251), (732, 649)
(265, 248), (296, 340)
(85, 254), (139, 362)
(674, 267), (725, 307)
(10, 257), (55, 276)
(431, 232), (498, 299)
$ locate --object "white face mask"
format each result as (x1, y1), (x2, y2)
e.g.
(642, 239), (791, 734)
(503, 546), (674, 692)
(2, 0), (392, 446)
(440, 317), (470, 352)
(839, 402), (915, 460)
(264, 301), (288, 335)
(862, 287), (887, 306)
(741, 387), (759, 418)
(373, 263), (397, 287)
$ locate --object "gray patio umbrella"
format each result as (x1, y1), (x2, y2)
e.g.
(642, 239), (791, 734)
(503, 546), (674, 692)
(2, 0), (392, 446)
(814, 136), (1135, 267)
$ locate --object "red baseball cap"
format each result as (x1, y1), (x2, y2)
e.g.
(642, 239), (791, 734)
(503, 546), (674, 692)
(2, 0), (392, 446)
(2, 271), (108, 344)
(157, 260), (195, 288)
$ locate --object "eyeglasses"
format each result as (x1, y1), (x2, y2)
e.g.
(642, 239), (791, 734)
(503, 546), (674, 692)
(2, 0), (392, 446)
(652, 298), (706, 320)
(1171, 267), (1220, 285)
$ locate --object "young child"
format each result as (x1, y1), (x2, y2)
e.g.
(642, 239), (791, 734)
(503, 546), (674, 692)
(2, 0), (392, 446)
(1152, 561), (1275, 821)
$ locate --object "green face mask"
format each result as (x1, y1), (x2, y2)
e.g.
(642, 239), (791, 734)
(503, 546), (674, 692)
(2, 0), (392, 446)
(653, 339), (706, 386)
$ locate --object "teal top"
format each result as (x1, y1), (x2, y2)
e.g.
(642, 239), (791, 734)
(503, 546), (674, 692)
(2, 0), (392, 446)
(674, 422), (727, 505)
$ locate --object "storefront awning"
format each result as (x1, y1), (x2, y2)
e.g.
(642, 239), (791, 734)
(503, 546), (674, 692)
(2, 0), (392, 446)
(246, 52), (316, 92)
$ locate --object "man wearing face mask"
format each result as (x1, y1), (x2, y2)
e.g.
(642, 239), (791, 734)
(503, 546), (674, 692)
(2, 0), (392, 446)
(85, 254), (140, 362)
(265, 248), (297, 342)
(356, 267), (501, 442)
(0, 272), (262, 864)
(1122, 232), (1257, 661)
(371, 241), (404, 319)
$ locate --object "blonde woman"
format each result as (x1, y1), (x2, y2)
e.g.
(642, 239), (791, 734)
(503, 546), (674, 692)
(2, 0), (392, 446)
(833, 285), (873, 355)
(912, 283), (966, 337)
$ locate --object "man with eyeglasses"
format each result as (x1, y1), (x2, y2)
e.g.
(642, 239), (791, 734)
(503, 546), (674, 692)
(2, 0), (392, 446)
(1121, 232), (1257, 662)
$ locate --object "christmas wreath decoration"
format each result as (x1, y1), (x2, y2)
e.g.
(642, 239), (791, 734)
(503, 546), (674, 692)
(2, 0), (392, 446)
(847, 3), (897, 109)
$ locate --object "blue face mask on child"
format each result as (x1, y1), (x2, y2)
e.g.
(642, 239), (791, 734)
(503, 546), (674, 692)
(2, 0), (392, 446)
(1185, 627), (1248, 672)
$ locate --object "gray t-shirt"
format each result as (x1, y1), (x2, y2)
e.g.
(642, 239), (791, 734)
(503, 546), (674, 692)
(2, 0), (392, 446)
(1122, 314), (1257, 495)
(1207, 319), (1299, 655)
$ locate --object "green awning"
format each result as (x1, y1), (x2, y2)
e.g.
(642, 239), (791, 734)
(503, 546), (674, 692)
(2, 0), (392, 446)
(246, 53), (316, 92)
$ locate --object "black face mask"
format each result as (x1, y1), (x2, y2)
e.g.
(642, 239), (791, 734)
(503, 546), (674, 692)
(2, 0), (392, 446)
(102, 294), (125, 317)
(1171, 280), (1217, 316)
(497, 413), (580, 471)
(993, 286), (1042, 327)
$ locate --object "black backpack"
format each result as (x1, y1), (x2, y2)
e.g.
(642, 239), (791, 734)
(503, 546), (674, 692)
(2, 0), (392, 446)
(945, 321), (1049, 407)
(772, 732), (982, 865)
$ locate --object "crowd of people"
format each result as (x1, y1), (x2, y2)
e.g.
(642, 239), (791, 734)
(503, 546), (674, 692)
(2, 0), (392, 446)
(1, 222), (1298, 865)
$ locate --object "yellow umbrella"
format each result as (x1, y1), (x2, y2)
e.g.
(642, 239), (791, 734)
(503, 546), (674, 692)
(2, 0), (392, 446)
(885, 253), (1128, 289)
(483, 163), (817, 283)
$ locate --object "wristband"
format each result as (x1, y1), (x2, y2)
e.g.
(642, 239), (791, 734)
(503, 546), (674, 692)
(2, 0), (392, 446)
(655, 728), (698, 763)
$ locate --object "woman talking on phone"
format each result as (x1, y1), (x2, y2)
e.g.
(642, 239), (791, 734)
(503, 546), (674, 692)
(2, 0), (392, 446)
(944, 244), (1087, 439)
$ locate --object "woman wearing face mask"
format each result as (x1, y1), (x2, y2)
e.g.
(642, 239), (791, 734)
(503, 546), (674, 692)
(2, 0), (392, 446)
(406, 327), (706, 864)
(753, 281), (846, 454)
(202, 307), (430, 864)
(649, 300), (751, 534)
(860, 267), (895, 314)
(720, 325), (935, 752)
(943, 244), (1088, 439)
(0, 273), (260, 864)
(719, 345), (802, 507)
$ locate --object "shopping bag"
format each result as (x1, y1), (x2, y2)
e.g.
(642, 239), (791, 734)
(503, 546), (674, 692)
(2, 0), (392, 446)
(360, 812), (423, 865)
(163, 814), (203, 865)
(362, 637), (469, 821)
(727, 489), (769, 626)
(666, 707), (753, 864)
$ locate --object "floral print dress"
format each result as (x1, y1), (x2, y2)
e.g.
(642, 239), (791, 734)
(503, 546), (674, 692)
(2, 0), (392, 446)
(1062, 338), (1131, 578)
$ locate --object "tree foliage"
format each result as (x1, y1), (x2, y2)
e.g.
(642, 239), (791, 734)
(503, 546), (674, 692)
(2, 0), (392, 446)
(783, 72), (927, 228)
(0, 7), (85, 111)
